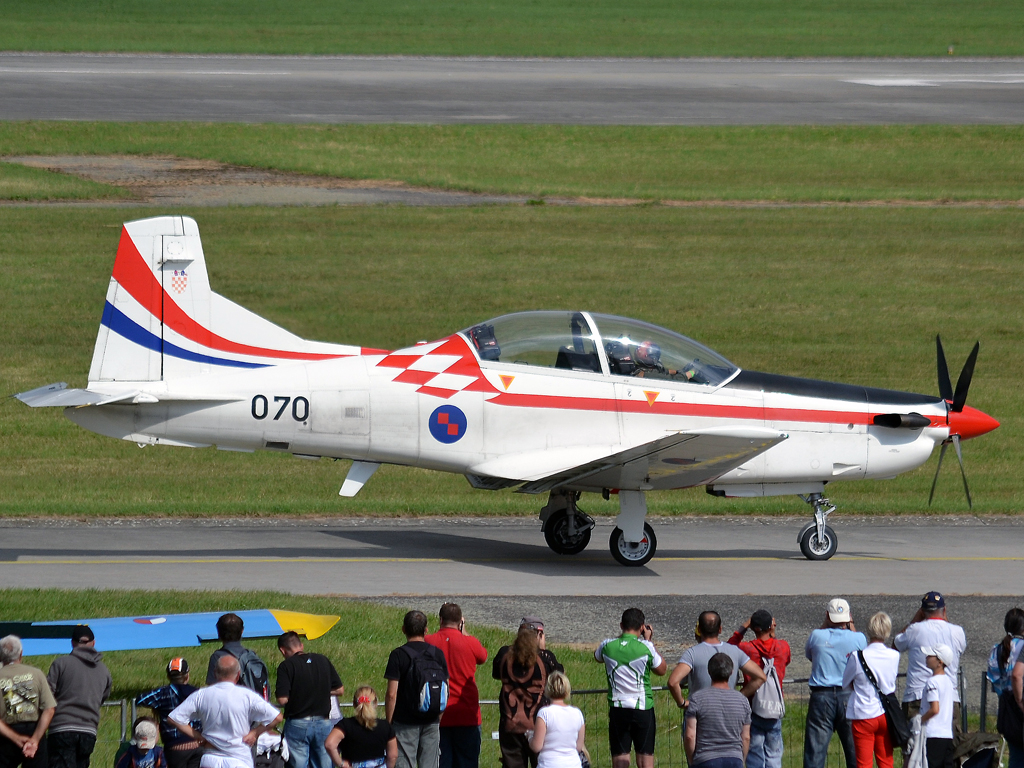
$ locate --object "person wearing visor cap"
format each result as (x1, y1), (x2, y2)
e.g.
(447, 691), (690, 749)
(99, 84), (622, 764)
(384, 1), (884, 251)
(137, 659), (202, 768)
(893, 592), (966, 729)
(920, 645), (956, 768)
(803, 599), (865, 768)
(115, 719), (167, 768)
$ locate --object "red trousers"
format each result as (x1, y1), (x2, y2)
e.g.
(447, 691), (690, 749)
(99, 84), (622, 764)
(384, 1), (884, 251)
(852, 715), (894, 768)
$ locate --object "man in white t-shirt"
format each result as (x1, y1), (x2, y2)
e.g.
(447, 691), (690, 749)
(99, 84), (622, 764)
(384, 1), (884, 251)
(893, 592), (966, 727)
(669, 611), (765, 710)
(168, 656), (282, 768)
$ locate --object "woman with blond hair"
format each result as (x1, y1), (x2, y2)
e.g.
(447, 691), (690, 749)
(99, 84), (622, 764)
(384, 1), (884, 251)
(529, 672), (586, 768)
(842, 612), (900, 768)
(325, 687), (398, 768)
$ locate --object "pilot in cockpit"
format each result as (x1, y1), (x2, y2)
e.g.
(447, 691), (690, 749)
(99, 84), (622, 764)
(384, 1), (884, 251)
(630, 340), (698, 381)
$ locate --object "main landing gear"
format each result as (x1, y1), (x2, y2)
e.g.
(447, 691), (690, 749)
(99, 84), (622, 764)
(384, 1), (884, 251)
(797, 493), (838, 561)
(540, 489), (658, 567)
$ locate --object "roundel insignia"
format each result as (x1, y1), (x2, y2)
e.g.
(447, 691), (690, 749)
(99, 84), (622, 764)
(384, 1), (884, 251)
(429, 404), (467, 444)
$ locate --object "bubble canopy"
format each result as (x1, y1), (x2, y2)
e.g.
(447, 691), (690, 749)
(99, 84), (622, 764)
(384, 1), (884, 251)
(461, 311), (738, 386)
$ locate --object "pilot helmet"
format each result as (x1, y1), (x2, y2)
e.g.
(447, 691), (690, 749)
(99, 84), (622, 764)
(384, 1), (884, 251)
(634, 340), (661, 368)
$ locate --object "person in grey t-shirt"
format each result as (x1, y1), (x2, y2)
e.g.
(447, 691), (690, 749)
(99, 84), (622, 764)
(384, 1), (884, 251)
(684, 653), (751, 768)
(669, 612), (765, 710)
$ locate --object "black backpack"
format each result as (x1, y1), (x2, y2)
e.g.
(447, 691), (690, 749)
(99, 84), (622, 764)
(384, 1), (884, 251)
(401, 644), (449, 718)
(230, 647), (270, 701)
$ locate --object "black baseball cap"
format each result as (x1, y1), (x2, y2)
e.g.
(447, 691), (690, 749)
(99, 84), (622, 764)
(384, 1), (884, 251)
(922, 591), (946, 610)
(71, 625), (95, 644)
(750, 610), (773, 633)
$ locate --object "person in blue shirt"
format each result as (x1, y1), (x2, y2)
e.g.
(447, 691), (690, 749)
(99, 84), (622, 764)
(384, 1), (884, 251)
(803, 599), (867, 768)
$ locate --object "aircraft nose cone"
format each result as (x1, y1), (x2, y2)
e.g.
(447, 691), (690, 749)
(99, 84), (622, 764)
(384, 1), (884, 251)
(948, 405), (1000, 440)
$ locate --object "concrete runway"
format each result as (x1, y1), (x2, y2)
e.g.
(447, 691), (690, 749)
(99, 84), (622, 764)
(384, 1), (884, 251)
(2, 515), (1021, 596)
(3, 54), (1024, 124)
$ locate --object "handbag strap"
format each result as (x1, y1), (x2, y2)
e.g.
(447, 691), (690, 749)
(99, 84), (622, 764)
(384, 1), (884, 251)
(857, 650), (885, 701)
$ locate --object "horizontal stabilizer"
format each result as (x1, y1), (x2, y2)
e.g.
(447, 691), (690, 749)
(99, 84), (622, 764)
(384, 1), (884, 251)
(13, 383), (129, 408)
(14, 382), (244, 408)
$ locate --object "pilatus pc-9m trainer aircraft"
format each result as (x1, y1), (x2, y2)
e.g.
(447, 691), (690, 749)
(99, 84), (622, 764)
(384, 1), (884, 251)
(17, 217), (999, 566)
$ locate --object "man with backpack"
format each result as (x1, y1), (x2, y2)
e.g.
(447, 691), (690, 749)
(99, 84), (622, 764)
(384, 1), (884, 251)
(728, 610), (791, 768)
(595, 608), (667, 768)
(206, 615), (270, 701)
(384, 611), (449, 768)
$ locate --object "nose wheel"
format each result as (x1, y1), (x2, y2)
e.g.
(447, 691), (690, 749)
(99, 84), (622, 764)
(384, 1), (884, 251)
(798, 493), (838, 560)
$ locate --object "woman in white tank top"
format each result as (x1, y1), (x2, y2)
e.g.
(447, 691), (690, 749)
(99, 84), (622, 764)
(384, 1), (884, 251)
(528, 672), (587, 768)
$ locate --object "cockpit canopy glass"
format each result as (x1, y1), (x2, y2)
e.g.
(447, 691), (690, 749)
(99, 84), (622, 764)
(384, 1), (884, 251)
(463, 311), (602, 373)
(592, 313), (737, 386)
(462, 311), (738, 386)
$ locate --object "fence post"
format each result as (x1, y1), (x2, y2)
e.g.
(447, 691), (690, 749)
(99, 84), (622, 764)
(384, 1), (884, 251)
(980, 672), (988, 733)
(120, 700), (127, 742)
(960, 666), (968, 734)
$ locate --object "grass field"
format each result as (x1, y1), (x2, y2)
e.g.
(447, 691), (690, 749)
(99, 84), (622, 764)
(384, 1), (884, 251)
(4, 124), (1024, 203)
(1, 205), (1019, 517)
(4, 589), (848, 768)
(1, 0), (1022, 56)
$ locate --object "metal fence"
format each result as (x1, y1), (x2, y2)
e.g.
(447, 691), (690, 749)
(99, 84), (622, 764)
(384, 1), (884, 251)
(98, 669), (977, 768)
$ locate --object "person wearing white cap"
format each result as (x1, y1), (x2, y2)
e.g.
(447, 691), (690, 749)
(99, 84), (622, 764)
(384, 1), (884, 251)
(114, 719), (166, 768)
(920, 645), (956, 768)
(893, 592), (966, 730)
(803, 599), (866, 768)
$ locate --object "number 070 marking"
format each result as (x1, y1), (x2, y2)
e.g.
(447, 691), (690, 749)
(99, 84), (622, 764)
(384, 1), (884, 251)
(252, 395), (309, 421)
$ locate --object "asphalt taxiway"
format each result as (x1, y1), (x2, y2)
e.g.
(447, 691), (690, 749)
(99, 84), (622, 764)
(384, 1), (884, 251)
(2, 55), (1023, 124)
(1, 515), (1020, 596)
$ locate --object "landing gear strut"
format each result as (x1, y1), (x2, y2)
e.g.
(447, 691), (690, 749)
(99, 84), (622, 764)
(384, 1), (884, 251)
(797, 493), (838, 561)
(540, 491), (594, 555)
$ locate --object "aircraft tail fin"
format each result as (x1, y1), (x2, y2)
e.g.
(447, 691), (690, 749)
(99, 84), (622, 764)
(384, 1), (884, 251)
(89, 216), (361, 383)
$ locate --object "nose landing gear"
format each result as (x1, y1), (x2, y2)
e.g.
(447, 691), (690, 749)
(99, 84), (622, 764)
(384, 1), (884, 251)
(797, 493), (838, 560)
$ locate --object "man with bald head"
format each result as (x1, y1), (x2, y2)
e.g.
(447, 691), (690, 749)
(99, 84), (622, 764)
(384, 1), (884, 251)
(168, 656), (282, 768)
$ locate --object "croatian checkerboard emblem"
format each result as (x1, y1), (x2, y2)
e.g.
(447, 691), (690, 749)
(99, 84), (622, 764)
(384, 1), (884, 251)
(429, 404), (467, 444)
(171, 270), (188, 294)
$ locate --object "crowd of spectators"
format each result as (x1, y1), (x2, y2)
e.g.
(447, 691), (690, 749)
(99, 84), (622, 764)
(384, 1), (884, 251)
(3, 593), (1019, 768)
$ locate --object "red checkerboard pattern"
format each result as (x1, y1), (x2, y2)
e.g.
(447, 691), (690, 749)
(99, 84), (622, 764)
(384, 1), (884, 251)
(376, 335), (500, 399)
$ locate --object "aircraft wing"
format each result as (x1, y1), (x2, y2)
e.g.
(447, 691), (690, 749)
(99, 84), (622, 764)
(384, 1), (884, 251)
(507, 427), (787, 494)
(7, 609), (339, 657)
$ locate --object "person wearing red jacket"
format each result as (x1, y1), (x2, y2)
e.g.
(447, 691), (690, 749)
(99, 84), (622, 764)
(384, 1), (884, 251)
(425, 604), (488, 768)
(728, 610), (791, 768)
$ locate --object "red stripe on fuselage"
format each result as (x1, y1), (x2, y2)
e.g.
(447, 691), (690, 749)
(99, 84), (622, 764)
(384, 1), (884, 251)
(487, 391), (944, 428)
(111, 227), (348, 362)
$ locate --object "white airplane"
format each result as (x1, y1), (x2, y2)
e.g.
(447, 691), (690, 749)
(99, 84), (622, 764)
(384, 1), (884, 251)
(16, 216), (1000, 565)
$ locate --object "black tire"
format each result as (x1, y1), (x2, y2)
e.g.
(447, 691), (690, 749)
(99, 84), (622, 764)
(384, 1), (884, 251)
(543, 509), (592, 555)
(609, 523), (658, 567)
(799, 524), (838, 561)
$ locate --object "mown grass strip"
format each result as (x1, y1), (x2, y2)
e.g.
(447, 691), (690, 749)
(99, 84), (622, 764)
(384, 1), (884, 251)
(0, 161), (132, 201)
(1, 0), (1022, 56)
(1, 206), (1019, 517)
(4, 123), (1024, 202)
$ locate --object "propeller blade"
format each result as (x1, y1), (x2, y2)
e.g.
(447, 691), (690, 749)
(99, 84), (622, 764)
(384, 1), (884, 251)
(951, 341), (980, 413)
(936, 335), (953, 402)
(928, 440), (949, 506)
(951, 434), (973, 509)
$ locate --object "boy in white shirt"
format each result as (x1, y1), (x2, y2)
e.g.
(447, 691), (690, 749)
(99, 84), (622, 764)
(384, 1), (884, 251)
(920, 645), (955, 768)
